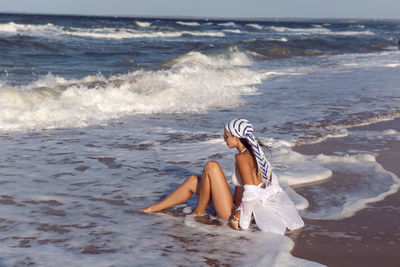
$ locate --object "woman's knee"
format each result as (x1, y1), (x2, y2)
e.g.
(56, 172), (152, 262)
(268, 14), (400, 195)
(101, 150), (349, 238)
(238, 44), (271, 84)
(204, 161), (221, 173)
(185, 174), (199, 190)
(186, 174), (199, 183)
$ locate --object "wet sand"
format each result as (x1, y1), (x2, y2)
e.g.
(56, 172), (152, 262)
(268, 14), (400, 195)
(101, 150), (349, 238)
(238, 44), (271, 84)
(291, 118), (400, 267)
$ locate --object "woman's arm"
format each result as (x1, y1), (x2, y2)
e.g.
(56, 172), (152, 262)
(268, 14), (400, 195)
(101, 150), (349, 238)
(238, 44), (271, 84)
(230, 153), (255, 229)
(231, 186), (243, 230)
(233, 186), (243, 209)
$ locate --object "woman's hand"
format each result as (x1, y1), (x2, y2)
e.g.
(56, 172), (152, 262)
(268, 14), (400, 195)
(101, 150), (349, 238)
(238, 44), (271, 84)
(230, 210), (241, 230)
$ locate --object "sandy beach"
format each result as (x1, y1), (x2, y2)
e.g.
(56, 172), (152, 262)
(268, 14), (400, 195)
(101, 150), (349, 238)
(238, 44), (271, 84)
(291, 118), (400, 266)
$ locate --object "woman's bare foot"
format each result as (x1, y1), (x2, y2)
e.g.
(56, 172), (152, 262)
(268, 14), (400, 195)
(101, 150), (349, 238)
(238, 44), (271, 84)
(230, 212), (240, 230)
(230, 218), (239, 230)
(190, 209), (206, 216)
(141, 207), (154, 213)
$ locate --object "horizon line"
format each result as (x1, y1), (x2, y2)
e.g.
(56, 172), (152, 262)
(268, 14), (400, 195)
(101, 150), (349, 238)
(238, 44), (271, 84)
(1, 11), (399, 23)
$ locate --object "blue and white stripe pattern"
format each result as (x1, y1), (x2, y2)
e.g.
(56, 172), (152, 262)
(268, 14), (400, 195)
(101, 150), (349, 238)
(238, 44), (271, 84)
(225, 118), (272, 185)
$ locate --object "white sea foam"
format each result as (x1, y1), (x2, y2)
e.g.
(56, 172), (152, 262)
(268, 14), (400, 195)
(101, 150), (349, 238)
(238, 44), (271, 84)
(0, 22), (62, 36)
(312, 24), (324, 28)
(0, 22), (224, 39)
(310, 231), (362, 240)
(222, 29), (242, 34)
(301, 152), (400, 220)
(267, 25), (374, 36)
(176, 21), (201, 27)
(218, 22), (236, 27)
(272, 146), (333, 186)
(152, 137), (322, 266)
(269, 146), (333, 211)
(306, 128), (349, 145)
(134, 20), (152, 27)
(268, 26), (286, 32)
(261, 127), (400, 219)
(168, 47), (253, 67)
(335, 50), (400, 70)
(382, 129), (400, 136)
(0, 122), (327, 266)
(246, 23), (264, 30)
(384, 64), (400, 68)
(184, 216), (323, 267)
(273, 37), (288, 42)
(260, 70), (306, 78)
(155, 138), (326, 266)
(0, 50), (263, 131)
(349, 24), (365, 29)
(66, 28), (225, 39)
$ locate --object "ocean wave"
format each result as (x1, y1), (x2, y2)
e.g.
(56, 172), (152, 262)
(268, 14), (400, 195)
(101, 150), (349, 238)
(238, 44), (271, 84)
(163, 46), (253, 67)
(349, 24), (365, 29)
(247, 44), (324, 59)
(176, 21), (201, 27)
(0, 22), (225, 39)
(66, 29), (225, 39)
(134, 21), (152, 27)
(0, 50), (263, 131)
(272, 37), (288, 42)
(246, 24), (264, 30)
(222, 29), (242, 34)
(218, 22), (237, 27)
(0, 22), (62, 36)
(242, 36), (394, 60)
(267, 26), (374, 36)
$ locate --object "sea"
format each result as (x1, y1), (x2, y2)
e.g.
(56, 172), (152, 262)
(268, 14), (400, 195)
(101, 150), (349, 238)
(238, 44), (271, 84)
(0, 13), (400, 266)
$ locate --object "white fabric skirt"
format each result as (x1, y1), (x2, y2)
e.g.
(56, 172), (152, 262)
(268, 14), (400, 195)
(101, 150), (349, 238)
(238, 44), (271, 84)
(238, 173), (304, 234)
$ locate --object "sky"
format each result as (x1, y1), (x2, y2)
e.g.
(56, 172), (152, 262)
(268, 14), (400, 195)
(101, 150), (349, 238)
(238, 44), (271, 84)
(0, 0), (400, 19)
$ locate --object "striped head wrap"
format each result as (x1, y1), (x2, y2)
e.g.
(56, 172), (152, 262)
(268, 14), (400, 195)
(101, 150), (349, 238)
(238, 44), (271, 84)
(225, 118), (272, 184)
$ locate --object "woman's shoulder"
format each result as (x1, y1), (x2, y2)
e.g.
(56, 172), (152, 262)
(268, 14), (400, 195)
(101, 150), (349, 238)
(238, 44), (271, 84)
(235, 151), (252, 165)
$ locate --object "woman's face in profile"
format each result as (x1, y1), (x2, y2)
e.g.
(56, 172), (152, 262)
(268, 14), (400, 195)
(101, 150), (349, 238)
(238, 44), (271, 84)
(224, 129), (237, 148)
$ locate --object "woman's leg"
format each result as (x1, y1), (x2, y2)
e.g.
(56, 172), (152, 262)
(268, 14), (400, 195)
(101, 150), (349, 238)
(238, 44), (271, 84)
(192, 161), (233, 220)
(142, 174), (199, 213)
(142, 161), (233, 220)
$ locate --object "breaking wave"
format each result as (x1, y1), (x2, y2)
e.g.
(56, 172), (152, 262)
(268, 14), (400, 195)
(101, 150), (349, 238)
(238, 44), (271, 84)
(0, 22), (225, 39)
(0, 49), (265, 131)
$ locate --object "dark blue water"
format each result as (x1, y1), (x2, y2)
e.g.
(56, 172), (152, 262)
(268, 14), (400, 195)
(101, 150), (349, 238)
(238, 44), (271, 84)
(1, 13), (398, 85)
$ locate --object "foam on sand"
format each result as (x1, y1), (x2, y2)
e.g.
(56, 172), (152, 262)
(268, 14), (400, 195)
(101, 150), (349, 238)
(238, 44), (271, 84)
(269, 146), (333, 211)
(296, 151), (400, 220)
(183, 215), (324, 266)
(265, 130), (400, 220)
(272, 146), (333, 186)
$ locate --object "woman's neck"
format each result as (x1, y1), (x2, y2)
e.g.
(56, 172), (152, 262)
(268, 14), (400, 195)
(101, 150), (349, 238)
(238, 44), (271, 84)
(236, 144), (247, 154)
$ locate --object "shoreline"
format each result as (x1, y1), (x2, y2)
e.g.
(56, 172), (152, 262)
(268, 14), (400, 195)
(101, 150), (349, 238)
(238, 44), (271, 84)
(290, 118), (400, 266)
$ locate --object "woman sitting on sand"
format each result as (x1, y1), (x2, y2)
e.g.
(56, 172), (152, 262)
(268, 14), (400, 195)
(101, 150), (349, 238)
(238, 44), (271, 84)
(142, 118), (304, 234)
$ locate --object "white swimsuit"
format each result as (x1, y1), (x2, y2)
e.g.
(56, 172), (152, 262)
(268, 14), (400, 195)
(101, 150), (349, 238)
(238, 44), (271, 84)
(231, 166), (304, 234)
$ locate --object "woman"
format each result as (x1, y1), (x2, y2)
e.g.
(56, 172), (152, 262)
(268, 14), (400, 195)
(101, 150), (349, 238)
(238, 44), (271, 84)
(142, 118), (304, 234)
